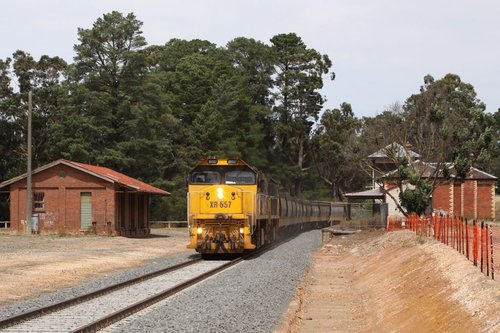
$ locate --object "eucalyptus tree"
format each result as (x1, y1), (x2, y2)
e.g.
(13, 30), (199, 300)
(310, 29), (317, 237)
(358, 103), (406, 153)
(14, 51), (67, 165)
(0, 57), (21, 180)
(0, 51), (67, 178)
(270, 33), (333, 196)
(363, 74), (496, 216)
(357, 105), (407, 187)
(487, 108), (500, 193)
(404, 74), (494, 180)
(311, 103), (363, 200)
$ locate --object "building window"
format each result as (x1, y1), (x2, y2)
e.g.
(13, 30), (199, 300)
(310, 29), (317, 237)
(33, 192), (45, 211)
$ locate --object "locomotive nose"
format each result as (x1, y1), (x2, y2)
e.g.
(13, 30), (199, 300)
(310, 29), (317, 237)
(200, 185), (243, 214)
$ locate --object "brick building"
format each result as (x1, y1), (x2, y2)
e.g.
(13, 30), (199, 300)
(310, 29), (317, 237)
(348, 144), (497, 220)
(382, 170), (496, 220)
(0, 159), (170, 236)
(429, 167), (496, 219)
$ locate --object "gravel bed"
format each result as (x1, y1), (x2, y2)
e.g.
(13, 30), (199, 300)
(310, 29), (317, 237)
(0, 229), (321, 332)
(106, 230), (322, 333)
(0, 252), (198, 321)
(2, 261), (230, 332)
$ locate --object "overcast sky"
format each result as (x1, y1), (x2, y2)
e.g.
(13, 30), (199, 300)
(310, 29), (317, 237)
(1, 0), (499, 118)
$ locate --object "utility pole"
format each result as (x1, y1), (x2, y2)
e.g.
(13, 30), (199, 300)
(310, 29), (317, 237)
(26, 90), (32, 235)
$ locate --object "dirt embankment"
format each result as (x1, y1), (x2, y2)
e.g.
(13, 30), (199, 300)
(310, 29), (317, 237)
(278, 230), (500, 333)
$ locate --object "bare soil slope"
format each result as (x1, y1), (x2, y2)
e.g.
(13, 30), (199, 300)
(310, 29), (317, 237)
(278, 230), (500, 333)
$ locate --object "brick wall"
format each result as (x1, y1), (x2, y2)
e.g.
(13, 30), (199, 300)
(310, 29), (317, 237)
(10, 164), (116, 235)
(453, 183), (462, 217)
(462, 180), (476, 218)
(432, 182), (452, 214)
(433, 180), (496, 220)
(476, 182), (495, 219)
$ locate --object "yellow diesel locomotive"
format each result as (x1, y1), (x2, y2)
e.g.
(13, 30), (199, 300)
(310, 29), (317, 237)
(187, 157), (332, 254)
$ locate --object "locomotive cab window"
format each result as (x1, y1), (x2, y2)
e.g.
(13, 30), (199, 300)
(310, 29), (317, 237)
(225, 170), (255, 185)
(190, 171), (221, 184)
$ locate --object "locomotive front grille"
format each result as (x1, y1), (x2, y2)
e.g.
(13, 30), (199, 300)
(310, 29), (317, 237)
(195, 221), (245, 253)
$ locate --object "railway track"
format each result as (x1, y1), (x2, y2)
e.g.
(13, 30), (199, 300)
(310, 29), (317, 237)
(0, 256), (244, 332)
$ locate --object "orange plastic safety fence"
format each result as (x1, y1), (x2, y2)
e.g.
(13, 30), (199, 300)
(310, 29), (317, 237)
(387, 214), (496, 280)
(386, 217), (405, 231)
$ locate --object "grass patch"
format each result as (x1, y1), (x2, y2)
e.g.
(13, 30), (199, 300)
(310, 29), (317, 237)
(415, 235), (427, 245)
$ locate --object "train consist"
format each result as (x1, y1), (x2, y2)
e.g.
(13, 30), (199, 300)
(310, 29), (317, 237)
(187, 157), (333, 254)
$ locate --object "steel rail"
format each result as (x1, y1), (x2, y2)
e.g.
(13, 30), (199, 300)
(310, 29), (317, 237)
(72, 242), (281, 333)
(72, 256), (244, 333)
(0, 258), (202, 330)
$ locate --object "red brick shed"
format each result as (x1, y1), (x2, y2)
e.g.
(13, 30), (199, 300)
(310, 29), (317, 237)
(0, 159), (170, 236)
(364, 144), (496, 220)
(431, 167), (497, 219)
(381, 161), (496, 220)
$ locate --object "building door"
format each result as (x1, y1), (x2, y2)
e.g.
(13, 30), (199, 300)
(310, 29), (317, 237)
(80, 192), (92, 230)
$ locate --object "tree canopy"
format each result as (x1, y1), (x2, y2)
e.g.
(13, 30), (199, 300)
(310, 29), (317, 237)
(1, 11), (498, 220)
(363, 74), (499, 215)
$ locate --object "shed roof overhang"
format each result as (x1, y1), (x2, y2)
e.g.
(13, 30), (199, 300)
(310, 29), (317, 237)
(0, 159), (170, 196)
(344, 187), (385, 201)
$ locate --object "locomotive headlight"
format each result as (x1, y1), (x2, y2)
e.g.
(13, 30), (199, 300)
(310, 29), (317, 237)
(239, 227), (244, 234)
(197, 227), (203, 234)
(217, 187), (224, 199)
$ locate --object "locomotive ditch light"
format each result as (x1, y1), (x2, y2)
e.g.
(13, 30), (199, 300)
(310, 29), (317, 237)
(239, 227), (244, 234)
(197, 227), (203, 234)
(208, 158), (218, 164)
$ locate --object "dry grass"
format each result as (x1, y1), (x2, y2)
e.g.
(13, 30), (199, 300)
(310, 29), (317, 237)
(0, 228), (190, 305)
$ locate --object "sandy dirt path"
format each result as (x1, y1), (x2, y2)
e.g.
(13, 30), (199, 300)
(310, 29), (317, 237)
(278, 230), (500, 333)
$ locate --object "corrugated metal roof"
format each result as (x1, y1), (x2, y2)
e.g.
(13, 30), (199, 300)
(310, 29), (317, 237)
(0, 159), (170, 195)
(368, 143), (420, 159)
(382, 161), (497, 180)
(69, 161), (170, 195)
(467, 167), (497, 180)
(344, 187), (385, 198)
